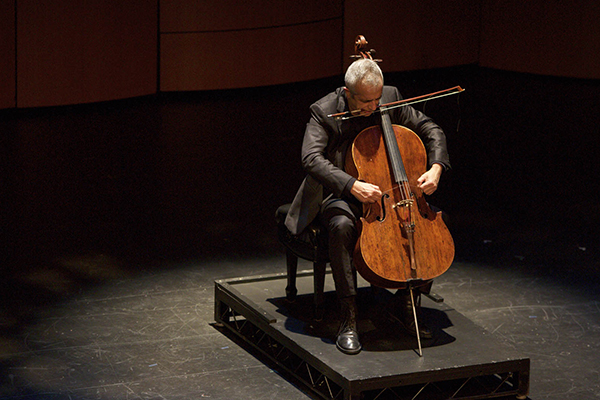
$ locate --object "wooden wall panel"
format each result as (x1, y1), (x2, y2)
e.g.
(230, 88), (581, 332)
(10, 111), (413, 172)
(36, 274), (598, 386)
(480, 1), (600, 79)
(160, 19), (343, 91)
(0, 0), (16, 109)
(344, 0), (480, 73)
(10, 0), (598, 107)
(160, 0), (342, 32)
(17, 0), (158, 108)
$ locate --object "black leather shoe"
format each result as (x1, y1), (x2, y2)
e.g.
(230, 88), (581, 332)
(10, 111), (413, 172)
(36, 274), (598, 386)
(386, 307), (434, 339)
(336, 326), (362, 355)
(400, 314), (433, 339)
(389, 289), (434, 339)
(336, 296), (361, 355)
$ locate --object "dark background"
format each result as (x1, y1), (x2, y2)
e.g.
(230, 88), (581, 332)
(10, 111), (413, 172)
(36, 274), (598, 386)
(3, 65), (599, 278)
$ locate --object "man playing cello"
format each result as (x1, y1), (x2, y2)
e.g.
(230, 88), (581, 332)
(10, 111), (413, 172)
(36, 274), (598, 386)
(285, 58), (451, 355)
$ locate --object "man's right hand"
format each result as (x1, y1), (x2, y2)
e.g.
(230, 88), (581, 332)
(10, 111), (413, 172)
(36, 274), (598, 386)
(351, 181), (382, 203)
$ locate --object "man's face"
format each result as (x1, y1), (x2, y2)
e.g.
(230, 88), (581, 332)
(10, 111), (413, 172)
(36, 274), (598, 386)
(345, 82), (383, 117)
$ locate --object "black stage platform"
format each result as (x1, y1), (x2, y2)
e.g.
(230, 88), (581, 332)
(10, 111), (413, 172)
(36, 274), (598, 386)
(214, 270), (530, 400)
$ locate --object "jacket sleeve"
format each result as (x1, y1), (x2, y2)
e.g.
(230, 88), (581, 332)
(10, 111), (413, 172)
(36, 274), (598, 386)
(301, 102), (356, 198)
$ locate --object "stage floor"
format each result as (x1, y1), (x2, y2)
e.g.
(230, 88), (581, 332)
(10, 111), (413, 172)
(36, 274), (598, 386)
(215, 270), (530, 399)
(2, 257), (600, 399)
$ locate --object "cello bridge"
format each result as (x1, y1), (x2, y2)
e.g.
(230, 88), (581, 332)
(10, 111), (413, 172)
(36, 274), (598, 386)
(392, 199), (413, 209)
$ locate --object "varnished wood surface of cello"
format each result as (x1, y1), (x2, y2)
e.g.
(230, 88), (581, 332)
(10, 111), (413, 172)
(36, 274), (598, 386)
(345, 123), (455, 289)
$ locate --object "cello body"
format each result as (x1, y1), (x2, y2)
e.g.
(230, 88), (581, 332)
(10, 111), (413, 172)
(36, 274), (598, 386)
(345, 122), (455, 289)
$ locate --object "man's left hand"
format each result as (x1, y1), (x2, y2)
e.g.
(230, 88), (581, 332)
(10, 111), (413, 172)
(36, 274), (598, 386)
(417, 164), (443, 195)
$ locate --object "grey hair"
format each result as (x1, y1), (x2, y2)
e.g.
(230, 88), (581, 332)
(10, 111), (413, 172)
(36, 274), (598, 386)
(344, 59), (384, 93)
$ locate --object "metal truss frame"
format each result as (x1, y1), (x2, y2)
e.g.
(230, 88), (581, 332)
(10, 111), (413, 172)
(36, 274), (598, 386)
(214, 275), (529, 400)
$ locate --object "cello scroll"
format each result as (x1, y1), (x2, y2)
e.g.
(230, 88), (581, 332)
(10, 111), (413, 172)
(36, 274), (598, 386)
(350, 35), (382, 62)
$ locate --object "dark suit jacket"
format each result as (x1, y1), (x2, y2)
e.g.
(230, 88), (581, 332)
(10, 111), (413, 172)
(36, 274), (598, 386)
(285, 85), (450, 235)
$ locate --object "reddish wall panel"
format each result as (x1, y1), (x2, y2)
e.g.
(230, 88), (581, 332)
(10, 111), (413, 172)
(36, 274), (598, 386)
(0, 0), (16, 109)
(344, 0), (480, 73)
(480, 1), (600, 79)
(160, 19), (343, 91)
(160, 0), (342, 32)
(17, 0), (158, 108)
(10, 0), (599, 107)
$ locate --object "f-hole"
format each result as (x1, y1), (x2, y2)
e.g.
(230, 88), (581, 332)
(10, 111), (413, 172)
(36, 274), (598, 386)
(376, 193), (390, 222)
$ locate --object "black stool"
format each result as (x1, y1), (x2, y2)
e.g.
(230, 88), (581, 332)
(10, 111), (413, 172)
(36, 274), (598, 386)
(276, 204), (328, 320)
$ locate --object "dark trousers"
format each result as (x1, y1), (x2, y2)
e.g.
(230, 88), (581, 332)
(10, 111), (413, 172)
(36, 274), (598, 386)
(319, 197), (362, 299)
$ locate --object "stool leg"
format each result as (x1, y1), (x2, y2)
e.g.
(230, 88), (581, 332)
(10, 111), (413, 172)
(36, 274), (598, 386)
(285, 248), (298, 301)
(313, 261), (326, 320)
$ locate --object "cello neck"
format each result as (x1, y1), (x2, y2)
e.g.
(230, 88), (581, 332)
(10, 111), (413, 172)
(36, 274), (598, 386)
(380, 109), (408, 185)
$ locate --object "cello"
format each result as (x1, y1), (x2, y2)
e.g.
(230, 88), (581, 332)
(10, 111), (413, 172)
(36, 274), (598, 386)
(338, 36), (458, 290)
